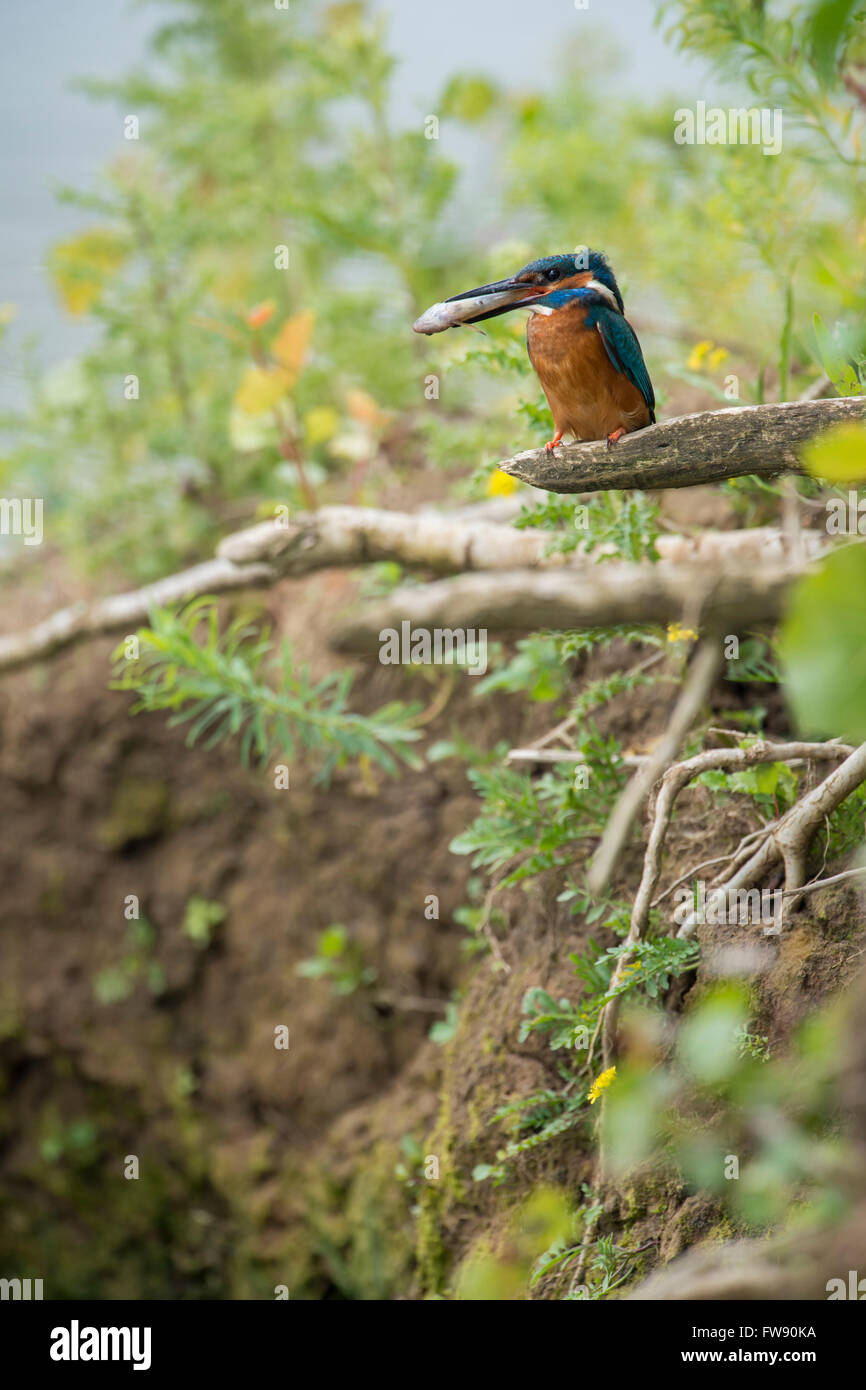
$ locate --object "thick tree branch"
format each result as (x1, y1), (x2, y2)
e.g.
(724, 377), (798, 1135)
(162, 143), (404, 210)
(499, 396), (865, 495)
(332, 560), (799, 653)
(217, 504), (566, 575)
(0, 508), (820, 677)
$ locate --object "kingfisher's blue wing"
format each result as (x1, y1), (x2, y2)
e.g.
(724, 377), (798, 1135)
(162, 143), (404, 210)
(594, 308), (656, 422)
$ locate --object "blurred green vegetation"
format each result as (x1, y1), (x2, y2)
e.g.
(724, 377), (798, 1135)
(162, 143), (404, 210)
(1, 0), (864, 582)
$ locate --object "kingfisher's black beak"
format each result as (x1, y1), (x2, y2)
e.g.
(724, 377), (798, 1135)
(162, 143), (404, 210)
(445, 274), (548, 325)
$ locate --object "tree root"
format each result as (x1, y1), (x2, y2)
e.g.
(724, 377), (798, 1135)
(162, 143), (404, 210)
(600, 739), (866, 1067)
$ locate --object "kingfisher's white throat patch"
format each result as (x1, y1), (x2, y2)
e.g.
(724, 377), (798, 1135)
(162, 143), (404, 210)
(586, 279), (620, 310)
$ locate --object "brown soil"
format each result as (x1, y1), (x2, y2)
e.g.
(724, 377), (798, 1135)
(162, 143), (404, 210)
(1, 523), (864, 1300)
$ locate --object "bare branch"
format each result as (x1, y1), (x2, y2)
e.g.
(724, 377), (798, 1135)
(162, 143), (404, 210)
(498, 396), (865, 495)
(588, 639), (724, 897)
(0, 558), (275, 676)
(332, 561), (798, 653)
(217, 504), (569, 575)
(506, 748), (648, 767)
(779, 864), (866, 898)
(1, 505), (811, 677)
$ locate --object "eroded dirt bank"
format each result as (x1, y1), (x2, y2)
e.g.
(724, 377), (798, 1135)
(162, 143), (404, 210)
(1, 566), (864, 1299)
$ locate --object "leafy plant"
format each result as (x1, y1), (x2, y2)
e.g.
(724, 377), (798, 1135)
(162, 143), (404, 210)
(450, 726), (626, 887)
(515, 490), (661, 564)
(695, 759), (800, 818)
(93, 917), (165, 1004)
(296, 925), (377, 997)
(182, 896), (226, 949)
(111, 599), (423, 782)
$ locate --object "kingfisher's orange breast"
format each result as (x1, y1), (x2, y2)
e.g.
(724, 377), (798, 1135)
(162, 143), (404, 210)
(526, 303), (651, 442)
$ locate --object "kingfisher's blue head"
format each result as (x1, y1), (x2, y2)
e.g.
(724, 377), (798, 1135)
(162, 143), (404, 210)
(443, 250), (624, 325)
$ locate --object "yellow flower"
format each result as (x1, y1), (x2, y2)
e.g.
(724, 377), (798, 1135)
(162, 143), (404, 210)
(686, 339), (713, 371)
(486, 468), (518, 497)
(588, 1066), (617, 1105)
(686, 340), (729, 374)
(667, 622), (699, 644)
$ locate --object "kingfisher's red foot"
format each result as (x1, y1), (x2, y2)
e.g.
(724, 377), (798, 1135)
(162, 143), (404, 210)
(606, 427), (626, 450)
(544, 431), (564, 453)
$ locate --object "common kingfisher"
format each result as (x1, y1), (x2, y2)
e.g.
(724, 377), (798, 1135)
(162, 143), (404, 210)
(414, 251), (655, 451)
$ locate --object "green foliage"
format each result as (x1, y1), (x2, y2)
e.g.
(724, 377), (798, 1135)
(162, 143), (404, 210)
(474, 928), (699, 1181)
(736, 1026), (771, 1062)
(110, 598), (422, 781)
(518, 989), (590, 1052)
(428, 1000), (460, 1046)
(605, 984), (853, 1230)
(781, 544), (866, 740)
(813, 314), (866, 397)
(570, 663), (670, 727)
(449, 727), (626, 886)
(725, 635), (781, 685)
(695, 759), (800, 817)
(473, 634), (569, 702)
(477, 1085), (589, 1183)
(824, 782), (866, 858)
(454, 1188), (572, 1299)
(393, 1134), (426, 1192)
(39, 1118), (101, 1169)
(563, 1234), (643, 1300)
(514, 490), (661, 564)
(182, 896), (226, 949)
(93, 917), (164, 1004)
(1, 0), (496, 578)
(295, 925), (377, 997)
(473, 626), (664, 713)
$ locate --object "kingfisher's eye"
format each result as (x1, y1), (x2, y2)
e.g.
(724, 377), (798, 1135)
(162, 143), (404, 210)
(545, 267), (560, 282)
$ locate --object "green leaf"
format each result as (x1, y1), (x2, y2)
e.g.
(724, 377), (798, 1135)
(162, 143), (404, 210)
(318, 924), (348, 958)
(677, 986), (750, 1085)
(802, 422), (866, 484)
(781, 545), (866, 739)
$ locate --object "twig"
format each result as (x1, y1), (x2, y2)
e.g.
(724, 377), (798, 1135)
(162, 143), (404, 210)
(0, 558), (276, 676)
(797, 371), (833, 403)
(778, 864), (866, 898)
(588, 640), (724, 896)
(651, 850), (751, 907)
(506, 748), (648, 767)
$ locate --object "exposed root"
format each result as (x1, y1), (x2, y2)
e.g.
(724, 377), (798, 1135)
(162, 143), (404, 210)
(600, 739), (865, 1066)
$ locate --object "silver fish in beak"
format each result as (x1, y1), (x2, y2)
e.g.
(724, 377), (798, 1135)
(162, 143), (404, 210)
(413, 275), (550, 335)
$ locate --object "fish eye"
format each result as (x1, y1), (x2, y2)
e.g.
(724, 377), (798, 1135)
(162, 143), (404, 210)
(545, 266), (560, 282)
